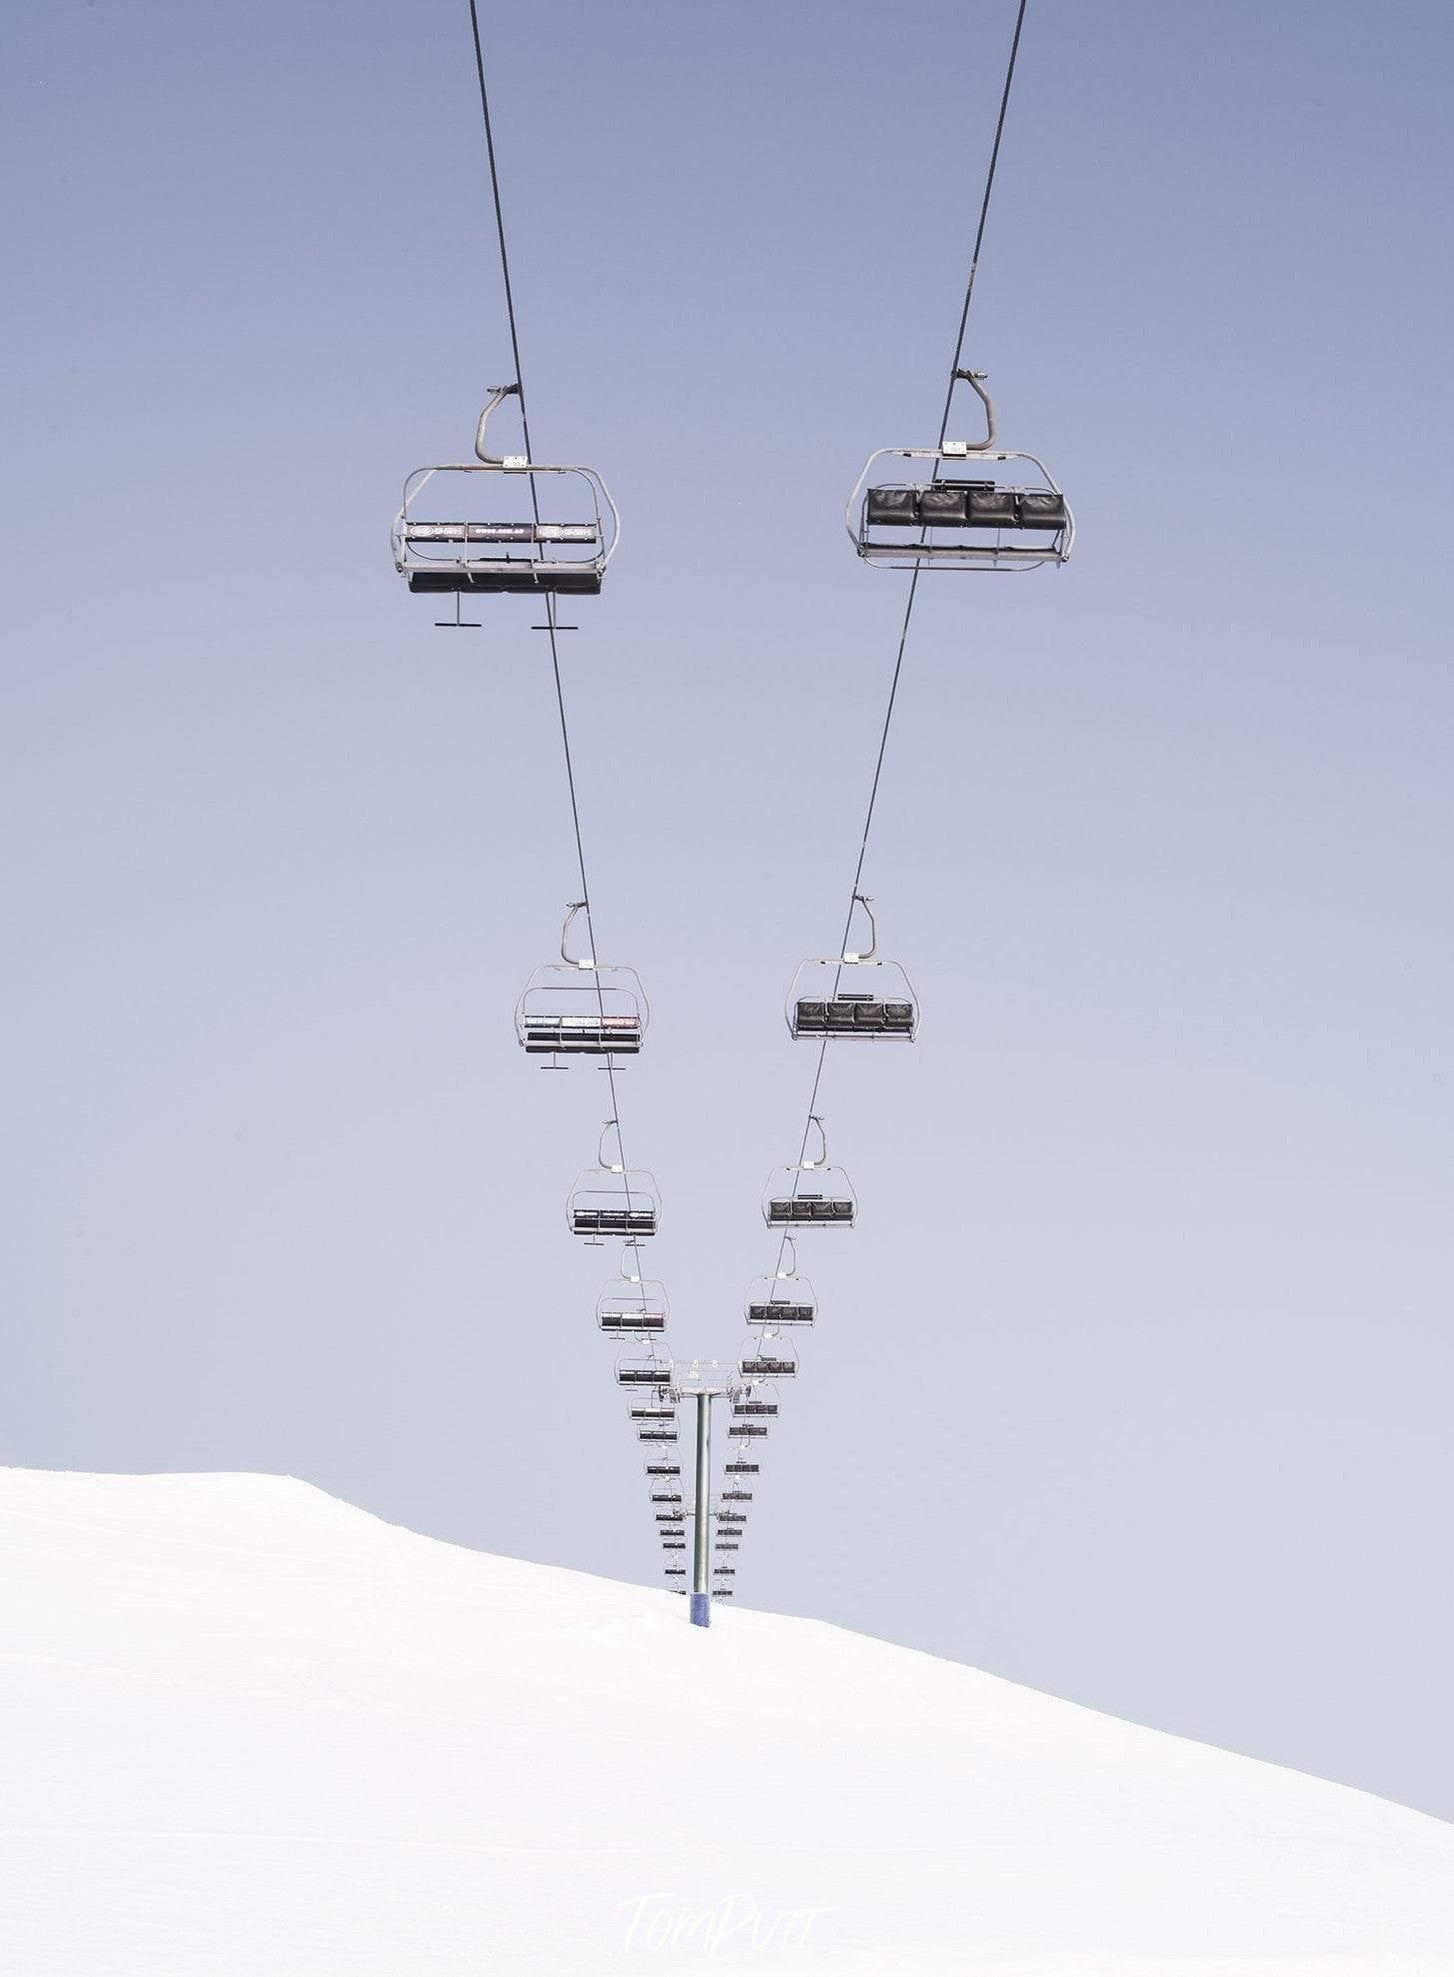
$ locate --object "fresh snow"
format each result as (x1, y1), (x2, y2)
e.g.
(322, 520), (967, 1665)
(1, 1468), (1450, 1974)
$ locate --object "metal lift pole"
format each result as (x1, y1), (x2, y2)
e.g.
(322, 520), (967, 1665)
(690, 1391), (712, 1628)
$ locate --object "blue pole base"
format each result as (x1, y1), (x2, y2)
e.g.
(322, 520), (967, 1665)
(689, 1592), (711, 1628)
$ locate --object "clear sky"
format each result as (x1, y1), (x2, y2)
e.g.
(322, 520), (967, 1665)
(3, 0), (1451, 1818)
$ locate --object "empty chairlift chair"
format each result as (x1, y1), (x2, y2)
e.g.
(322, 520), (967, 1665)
(569, 1121), (661, 1241)
(644, 1458), (682, 1478)
(728, 1420), (769, 1440)
(392, 385), (620, 601)
(848, 370), (1073, 573)
(618, 1347), (675, 1394)
(516, 902), (647, 1065)
(787, 895), (917, 1042)
(763, 1117), (857, 1230)
(739, 1340), (798, 1381)
(724, 1458), (760, 1476)
(732, 1395), (779, 1420)
(597, 1256), (670, 1337)
(746, 1243), (817, 1330)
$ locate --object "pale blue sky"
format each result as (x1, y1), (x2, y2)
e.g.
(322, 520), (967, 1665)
(2, 0), (1451, 1817)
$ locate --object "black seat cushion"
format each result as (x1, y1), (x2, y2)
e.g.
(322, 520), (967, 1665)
(408, 569), (602, 596)
(967, 488), (1019, 527)
(865, 487), (918, 526)
(1017, 490), (1067, 529)
(918, 484), (970, 526)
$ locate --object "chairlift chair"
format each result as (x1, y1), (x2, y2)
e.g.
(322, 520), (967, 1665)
(665, 1566), (687, 1579)
(713, 1565), (737, 1578)
(637, 1424), (678, 1443)
(746, 1239), (817, 1329)
(732, 1396), (779, 1419)
(728, 1421), (769, 1439)
(762, 1117), (857, 1229)
(597, 1264), (670, 1337)
(848, 371), (1073, 573)
(569, 1121), (661, 1241)
(721, 1488), (753, 1503)
(649, 1489), (683, 1505)
(724, 1459), (760, 1475)
(739, 1344), (798, 1381)
(392, 386), (621, 601)
(629, 1404), (675, 1423)
(787, 895), (918, 1042)
(644, 1458), (682, 1478)
(516, 903), (647, 1064)
(617, 1347), (674, 1392)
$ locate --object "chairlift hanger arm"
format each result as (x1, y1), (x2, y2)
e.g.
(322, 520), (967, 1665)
(561, 900), (594, 968)
(948, 368), (997, 451)
(843, 893), (878, 963)
(475, 383), (525, 465)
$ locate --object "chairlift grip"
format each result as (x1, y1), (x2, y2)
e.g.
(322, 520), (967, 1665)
(842, 893), (878, 963)
(474, 384), (525, 465)
(949, 368), (998, 451)
(597, 1117), (626, 1172)
(560, 900), (595, 968)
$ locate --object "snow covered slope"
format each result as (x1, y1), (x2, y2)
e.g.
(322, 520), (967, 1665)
(1, 1470), (1450, 1975)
